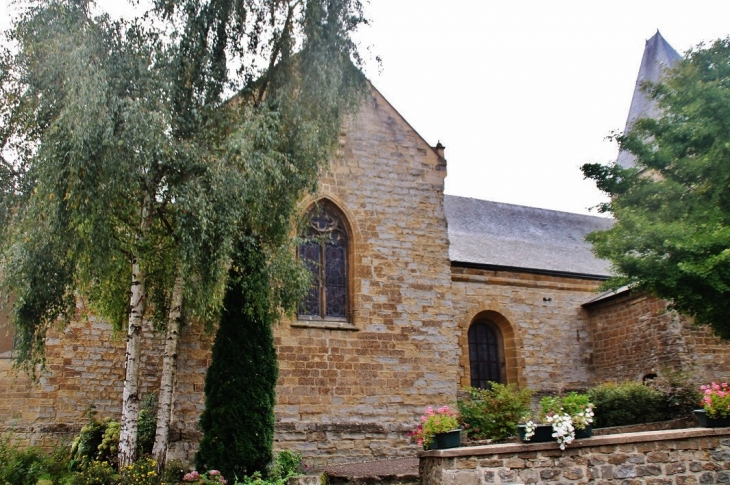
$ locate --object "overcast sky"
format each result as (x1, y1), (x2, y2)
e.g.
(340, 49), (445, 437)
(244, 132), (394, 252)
(3, 1), (730, 216)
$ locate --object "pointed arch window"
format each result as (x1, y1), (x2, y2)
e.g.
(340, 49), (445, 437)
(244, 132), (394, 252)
(468, 320), (505, 388)
(298, 203), (349, 321)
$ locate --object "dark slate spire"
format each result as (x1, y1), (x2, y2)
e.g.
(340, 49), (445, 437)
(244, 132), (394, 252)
(617, 31), (682, 168)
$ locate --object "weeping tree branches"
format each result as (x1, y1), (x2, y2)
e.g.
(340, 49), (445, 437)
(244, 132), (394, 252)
(0, 0), (367, 468)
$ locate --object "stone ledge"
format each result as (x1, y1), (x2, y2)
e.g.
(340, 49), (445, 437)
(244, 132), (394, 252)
(291, 320), (358, 331)
(419, 427), (730, 458)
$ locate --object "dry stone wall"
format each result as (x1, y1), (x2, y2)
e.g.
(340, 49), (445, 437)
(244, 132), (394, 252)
(420, 428), (730, 485)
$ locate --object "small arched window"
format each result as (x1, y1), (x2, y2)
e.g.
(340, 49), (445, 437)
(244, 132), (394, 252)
(298, 203), (349, 321)
(468, 320), (505, 388)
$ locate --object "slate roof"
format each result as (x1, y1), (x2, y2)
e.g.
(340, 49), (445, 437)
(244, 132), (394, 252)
(445, 195), (614, 278)
(617, 31), (681, 168)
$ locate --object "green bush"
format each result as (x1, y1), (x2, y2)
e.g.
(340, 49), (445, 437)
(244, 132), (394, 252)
(162, 459), (187, 485)
(69, 409), (120, 471)
(0, 435), (46, 485)
(136, 396), (157, 457)
(44, 444), (72, 485)
(588, 381), (667, 428)
(68, 461), (116, 485)
(647, 370), (701, 420)
(457, 384), (533, 441)
(270, 450), (302, 480)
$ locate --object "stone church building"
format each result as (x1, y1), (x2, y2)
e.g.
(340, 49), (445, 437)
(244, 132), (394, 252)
(1, 32), (730, 466)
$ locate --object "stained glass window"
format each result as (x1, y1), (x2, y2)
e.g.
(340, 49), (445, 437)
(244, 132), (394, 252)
(298, 204), (348, 320)
(468, 320), (504, 388)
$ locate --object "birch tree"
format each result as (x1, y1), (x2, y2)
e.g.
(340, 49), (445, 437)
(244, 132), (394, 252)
(0, 0), (367, 468)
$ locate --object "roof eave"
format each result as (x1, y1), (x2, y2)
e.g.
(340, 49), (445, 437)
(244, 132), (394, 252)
(450, 260), (610, 281)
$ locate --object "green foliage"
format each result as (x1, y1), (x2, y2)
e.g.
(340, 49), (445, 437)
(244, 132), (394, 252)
(236, 472), (285, 485)
(581, 38), (730, 340)
(646, 369), (701, 420)
(457, 384), (533, 441)
(161, 459), (187, 485)
(68, 461), (117, 485)
(70, 410), (118, 471)
(0, 0), (368, 371)
(540, 392), (591, 417)
(196, 240), (280, 478)
(119, 457), (158, 485)
(0, 435), (46, 485)
(44, 444), (72, 485)
(537, 392), (594, 431)
(270, 450), (303, 480)
(588, 381), (668, 428)
(136, 396), (157, 457)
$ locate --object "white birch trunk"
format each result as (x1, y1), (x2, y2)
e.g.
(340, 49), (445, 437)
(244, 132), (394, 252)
(118, 254), (147, 468)
(119, 197), (152, 468)
(152, 271), (184, 473)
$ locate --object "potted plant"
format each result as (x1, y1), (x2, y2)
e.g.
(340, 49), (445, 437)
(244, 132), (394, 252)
(457, 383), (533, 442)
(519, 392), (595, 450)
(695, 382), (730, 427)
(409, 405), (461, 450)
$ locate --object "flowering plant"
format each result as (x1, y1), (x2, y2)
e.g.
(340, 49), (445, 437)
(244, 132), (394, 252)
(408, 406), (460, 449)
(183, 470), (228, 485)
(521, 392), (594, 450)
(700, 382), (730, 419)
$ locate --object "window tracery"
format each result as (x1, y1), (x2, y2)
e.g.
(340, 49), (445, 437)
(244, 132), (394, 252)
(298, 203), (348, 320)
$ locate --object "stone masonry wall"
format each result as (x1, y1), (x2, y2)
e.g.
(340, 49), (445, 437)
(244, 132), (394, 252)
(272, 86), (456, 465)
(420, 428), (730, 485)
(451, 267), (602, 393)
(0, 308), (215, 461)
(585, 292), (730, 385)
(0, 86), (457, 466)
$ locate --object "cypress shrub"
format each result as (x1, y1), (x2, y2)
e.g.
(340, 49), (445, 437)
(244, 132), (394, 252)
(196, 241), (278, 478)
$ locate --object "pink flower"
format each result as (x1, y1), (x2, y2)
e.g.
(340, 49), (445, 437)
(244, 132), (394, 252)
(209, 471), (220, 476)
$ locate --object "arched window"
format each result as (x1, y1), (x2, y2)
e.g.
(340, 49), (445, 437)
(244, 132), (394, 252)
(468, 320), (505, 388)
(298, 202), (349, 321)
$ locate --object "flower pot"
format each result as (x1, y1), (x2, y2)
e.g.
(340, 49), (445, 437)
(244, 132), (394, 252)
(695, 409), (730, 428)
(518, 424), (553, 443)
(574, 425), (592, 439)
(434, 429), (462, 449)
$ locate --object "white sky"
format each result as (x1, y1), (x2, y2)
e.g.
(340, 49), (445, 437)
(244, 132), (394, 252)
(3, 1), (730, 216)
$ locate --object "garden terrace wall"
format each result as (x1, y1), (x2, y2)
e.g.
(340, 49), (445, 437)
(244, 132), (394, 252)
(419, 428), (730, 484)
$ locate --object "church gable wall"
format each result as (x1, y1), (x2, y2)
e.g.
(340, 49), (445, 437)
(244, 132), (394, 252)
(272, 88), (456, 465)
(451, 266), (602, 393)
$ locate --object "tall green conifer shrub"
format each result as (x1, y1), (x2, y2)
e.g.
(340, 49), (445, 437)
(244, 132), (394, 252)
(196, 241), (278, 478)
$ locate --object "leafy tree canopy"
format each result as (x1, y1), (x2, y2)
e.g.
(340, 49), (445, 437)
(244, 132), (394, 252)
(0, 0), (367, 366)
(582, 38), (730, 339)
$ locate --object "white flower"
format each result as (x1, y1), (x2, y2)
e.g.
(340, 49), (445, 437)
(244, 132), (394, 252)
(547, 413), (575, 450)
(523, 420), (537, 441)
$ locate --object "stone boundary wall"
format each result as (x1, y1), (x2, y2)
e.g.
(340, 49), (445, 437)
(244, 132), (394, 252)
(420, 428), (730, 484)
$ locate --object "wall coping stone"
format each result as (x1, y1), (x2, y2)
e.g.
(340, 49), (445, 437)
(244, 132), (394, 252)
(419, 426), (730, 458)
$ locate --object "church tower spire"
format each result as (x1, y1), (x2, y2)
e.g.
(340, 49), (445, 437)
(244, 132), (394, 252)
(617, 31), (682, 168)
